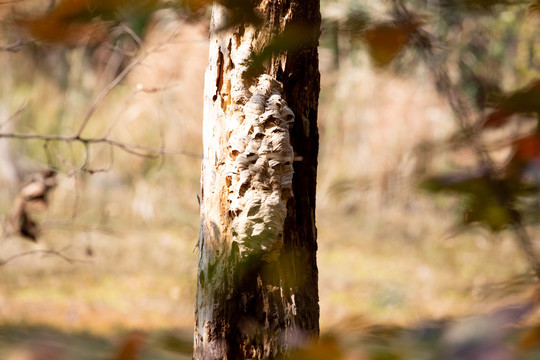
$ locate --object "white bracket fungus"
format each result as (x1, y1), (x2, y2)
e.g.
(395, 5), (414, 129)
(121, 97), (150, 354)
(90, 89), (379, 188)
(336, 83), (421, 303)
(225, 74), (295, 262)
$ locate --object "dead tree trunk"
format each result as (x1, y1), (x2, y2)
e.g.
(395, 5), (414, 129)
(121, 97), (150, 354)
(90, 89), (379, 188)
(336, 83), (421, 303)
(194, 1), (320, 359)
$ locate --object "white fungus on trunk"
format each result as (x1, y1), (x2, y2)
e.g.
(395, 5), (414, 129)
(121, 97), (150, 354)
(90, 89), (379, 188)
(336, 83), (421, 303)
(226, 75), (295, 262)
(199, 13), (295, 263)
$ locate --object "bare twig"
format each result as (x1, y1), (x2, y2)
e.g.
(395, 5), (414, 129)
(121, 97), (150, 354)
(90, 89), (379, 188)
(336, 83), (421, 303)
(102, 83), (181, 138)
(103, 90), (139, 138)
(117, 23), (144, 49)
(0, 246), (91, 266)
(0, 103), (28, 130)
(0, 40), (33, 52)
(0, 132), (202, 158)
(76, 53), (148, 137)
(76, 32), (181, 137)
(40, 221), (120, 237)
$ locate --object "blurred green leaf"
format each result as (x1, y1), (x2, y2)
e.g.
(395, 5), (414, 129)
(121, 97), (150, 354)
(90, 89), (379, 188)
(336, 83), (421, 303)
(154, 331), (193, 355)
(462, 196), (513, 231)
(484, 80), (540, 128)
(342, 9), (371, 36)
(421, 172), (520, 231)
(246, 24), (318, 77)
(421, 172), (492, 194)
(211, 0), (262, 29)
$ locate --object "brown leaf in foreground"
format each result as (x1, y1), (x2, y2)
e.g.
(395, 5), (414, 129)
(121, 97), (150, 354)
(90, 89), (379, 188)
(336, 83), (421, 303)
(113, 331), (146, 360)
(362, 17), (424, 66)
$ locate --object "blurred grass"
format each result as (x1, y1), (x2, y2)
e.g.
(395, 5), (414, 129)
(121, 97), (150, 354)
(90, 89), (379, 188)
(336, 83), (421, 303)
(0, 325), (193, 359)
(0, 4), (539, 359)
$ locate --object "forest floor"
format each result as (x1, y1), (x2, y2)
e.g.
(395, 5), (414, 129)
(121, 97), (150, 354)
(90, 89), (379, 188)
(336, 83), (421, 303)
(0, 195), (536, 359)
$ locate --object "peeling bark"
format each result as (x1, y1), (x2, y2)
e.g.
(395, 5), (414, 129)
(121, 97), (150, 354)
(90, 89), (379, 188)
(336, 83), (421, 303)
(195, 1), (320, 358)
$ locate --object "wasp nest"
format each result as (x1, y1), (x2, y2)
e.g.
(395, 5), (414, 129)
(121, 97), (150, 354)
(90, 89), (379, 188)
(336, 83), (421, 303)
(225, 74), (294, 262)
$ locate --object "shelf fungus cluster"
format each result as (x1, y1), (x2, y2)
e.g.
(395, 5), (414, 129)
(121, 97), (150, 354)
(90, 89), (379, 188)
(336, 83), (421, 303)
(225, 74), (295, 262)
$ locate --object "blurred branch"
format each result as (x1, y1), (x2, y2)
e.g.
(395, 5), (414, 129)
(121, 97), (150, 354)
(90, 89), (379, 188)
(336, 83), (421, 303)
(0, 132), (202, 160)
(0, 29), (202, 174)
(394, 3), (540, 282)
(0, 102), (27, 130)
(117, 23), (143, 49)
(0, 246), (91, 266)
(0, 40), (33, 53)
(103, 83), (181, 138)
(76, 30), (178, 137)
(75, 50), (148, 137)
(475, 273), (535, 299)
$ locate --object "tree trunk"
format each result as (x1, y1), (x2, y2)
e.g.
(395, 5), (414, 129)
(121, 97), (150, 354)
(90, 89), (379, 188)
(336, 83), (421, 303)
(194, 1), (320, 359)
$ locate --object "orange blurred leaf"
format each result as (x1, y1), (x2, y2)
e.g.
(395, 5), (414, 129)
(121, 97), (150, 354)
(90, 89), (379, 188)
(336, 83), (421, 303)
(114, 331), (146, 360)
(363, 19), (422, 66)
(513, 135), (540, 161)
(483, 109), (514, 128)
(16, 0), (156, 45)
(505, 134), (540, 179)
(288, 336), (342, 360)
(520, 325), (540, 350)
(364, 24), (409, 66)
(181, 0), (212, 11)
(17, 17), (109, 46)
(528, 1), (540, 14)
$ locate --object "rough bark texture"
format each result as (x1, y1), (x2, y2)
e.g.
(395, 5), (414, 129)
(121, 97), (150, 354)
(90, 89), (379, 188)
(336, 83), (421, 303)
(195, 1), (320, 359)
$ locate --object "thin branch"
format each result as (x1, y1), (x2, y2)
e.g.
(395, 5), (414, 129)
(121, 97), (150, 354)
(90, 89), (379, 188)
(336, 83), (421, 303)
(81, 141), (91, 170)
(103, 89), (138, 138)
(75, 37), (177, 137)
(102, 83), (180, 138)
(0, 103), (28, 129)
(44, 141), (54, 168)
(76, 53), (148, 137)
(0, 246), (91, 266)
(0, 132), (202, 158)
(117, 23), (144, 49)
(0, 40), (30, 52)
(37, 219), (121, 238)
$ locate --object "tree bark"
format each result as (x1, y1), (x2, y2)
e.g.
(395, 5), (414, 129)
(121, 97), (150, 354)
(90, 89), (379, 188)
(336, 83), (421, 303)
(194, 1), (320, 359)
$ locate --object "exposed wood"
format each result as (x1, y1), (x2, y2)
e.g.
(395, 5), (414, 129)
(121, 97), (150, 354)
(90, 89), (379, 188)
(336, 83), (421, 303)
(195, 0), (321, 358)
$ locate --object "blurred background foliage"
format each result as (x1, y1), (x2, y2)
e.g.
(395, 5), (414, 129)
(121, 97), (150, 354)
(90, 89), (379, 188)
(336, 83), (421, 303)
(2, 0), (540, 359)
